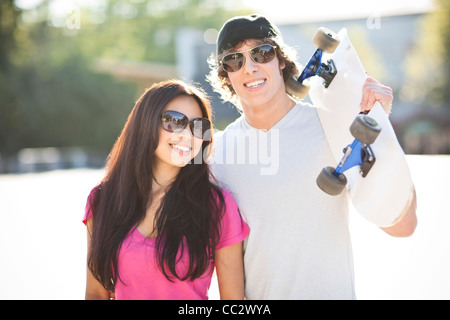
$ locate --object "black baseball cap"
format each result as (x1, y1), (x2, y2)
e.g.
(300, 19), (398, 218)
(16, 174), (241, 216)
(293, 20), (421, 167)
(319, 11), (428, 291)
(216, 14), (282, 55)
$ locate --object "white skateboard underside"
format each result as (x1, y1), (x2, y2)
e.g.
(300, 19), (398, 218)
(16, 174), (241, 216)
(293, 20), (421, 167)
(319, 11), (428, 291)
(308, 28), (414, 226)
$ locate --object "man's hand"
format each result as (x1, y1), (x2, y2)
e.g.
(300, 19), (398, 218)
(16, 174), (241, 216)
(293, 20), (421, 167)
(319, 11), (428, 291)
(360, 76), (393, 116)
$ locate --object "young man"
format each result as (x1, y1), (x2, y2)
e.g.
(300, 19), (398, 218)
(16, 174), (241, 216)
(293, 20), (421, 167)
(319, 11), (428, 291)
(207, 14), (417, 299)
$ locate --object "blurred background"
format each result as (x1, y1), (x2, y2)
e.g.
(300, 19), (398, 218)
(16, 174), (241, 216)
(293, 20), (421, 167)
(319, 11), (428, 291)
(0, 0), (449, 172)
(0, 0), (449, 300)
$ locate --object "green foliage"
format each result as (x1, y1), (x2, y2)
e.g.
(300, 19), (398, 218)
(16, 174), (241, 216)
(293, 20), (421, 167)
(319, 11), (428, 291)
(0, 0), (250, 159)
(0, 56), (137, 154)
(401, 0), (450, 108)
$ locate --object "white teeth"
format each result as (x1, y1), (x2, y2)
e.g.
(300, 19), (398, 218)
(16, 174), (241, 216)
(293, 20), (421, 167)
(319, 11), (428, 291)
(245, 80), (264, 88)
(172, 144), (190, 152)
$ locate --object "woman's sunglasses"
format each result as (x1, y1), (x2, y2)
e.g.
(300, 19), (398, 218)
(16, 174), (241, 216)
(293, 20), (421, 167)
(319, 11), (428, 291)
(220, 44), (277, 73)
(161, 110), (211, 139)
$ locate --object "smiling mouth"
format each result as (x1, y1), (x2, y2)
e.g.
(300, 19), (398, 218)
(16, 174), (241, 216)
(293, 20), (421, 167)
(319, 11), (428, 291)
(170, 143), (191, 153)
(244, 79), (265, 88)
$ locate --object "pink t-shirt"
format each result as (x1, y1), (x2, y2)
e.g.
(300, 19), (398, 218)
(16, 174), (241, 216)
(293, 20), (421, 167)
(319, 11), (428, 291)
(83, 187), (249, 300)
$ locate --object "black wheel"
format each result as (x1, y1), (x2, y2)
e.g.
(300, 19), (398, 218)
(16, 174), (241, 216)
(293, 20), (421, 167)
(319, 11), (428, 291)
(316, 166), (347, 196)
(286, 76), (310, 100)
(350, 115), (381, 145)
(313, 28), (340, 54)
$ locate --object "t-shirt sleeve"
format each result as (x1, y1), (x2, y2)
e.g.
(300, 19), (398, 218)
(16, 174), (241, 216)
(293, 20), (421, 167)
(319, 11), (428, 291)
(82, 185), (99, 225)
(216, 189), (250, 251)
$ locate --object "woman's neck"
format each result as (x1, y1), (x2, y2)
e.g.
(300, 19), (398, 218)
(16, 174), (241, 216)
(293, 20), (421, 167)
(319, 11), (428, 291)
(140, 163), (180, 238)
(152, 162), (180, 195)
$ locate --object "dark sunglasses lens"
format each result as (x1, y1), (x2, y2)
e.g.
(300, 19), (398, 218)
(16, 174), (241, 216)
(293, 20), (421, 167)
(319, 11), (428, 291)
(251, 45), (276, 64)
(161, 111), (188, 132)
(222, 53), (244, 72)
(191, 119), (211, 139)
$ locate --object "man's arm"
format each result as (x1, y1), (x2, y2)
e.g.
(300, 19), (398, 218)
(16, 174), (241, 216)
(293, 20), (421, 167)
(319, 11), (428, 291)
(361, 76), (418, 237)
(380, 188), (417, 237)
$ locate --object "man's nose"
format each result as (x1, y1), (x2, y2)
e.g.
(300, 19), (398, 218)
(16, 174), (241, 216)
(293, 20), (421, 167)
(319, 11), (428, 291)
(243, 53), (258, 74)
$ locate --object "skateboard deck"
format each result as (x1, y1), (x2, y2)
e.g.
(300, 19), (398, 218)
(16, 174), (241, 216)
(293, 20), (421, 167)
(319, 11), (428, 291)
(308, 28), (414, 226)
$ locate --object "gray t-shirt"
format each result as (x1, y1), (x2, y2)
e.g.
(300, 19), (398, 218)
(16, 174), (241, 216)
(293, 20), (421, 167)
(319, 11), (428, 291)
(210, 101), (355, 299)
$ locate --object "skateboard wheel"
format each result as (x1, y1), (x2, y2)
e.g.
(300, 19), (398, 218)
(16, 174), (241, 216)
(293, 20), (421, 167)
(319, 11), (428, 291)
(286, 76), (310, 100)
(316, 166), (347, 196)
(350, 115), (381, 145)
(313, 28), (340, 54)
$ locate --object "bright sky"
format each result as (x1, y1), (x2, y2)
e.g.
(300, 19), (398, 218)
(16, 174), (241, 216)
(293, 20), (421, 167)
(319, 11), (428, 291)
(242, 0), (434, 24)
(15, 0), (435, 26)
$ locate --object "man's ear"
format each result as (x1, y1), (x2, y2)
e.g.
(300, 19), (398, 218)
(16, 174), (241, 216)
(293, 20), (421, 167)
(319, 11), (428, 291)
(278, 59), (286, 76)
(279, 61), (285, 76)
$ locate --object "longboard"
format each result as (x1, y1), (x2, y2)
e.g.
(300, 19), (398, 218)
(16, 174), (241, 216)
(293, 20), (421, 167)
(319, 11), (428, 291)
(307, 28), (414, 226)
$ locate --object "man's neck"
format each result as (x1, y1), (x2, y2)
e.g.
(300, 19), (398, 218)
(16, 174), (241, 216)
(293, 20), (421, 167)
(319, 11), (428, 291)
(241, 94), (296, 130)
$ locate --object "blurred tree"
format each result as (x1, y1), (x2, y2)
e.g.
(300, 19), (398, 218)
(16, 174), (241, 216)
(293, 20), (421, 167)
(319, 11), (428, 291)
(0, 0), (249, 165)
(0, 0), (138, 158)
(401, 0), (450, 108)
(0, 0), (20, 72)
(66, 0), (249, 63)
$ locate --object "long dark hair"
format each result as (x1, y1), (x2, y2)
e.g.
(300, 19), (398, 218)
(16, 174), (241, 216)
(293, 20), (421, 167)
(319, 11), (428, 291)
(87, 80), (225, 291)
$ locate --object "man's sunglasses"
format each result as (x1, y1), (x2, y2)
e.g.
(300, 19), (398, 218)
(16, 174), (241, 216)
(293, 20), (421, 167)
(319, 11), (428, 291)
(220, 44), (277, 73)
(161, 110), (211, 139)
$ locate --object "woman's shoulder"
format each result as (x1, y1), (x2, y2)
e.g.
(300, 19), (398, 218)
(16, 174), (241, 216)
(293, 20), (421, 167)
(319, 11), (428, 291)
(88, 184), (101, 198)
(83, 184), (102, 225)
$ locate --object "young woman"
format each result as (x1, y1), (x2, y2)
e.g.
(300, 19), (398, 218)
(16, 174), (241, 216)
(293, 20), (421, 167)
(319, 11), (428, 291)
(83, 80), (249, 300)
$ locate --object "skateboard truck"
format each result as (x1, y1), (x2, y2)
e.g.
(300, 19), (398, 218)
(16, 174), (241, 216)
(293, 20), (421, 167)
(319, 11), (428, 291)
(334, 136), (375, 178)
(359, 142), (376, 177)
(316, 114), (381, 196)
(297, 49), (337, 89)
(285, 28), (340, 99)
